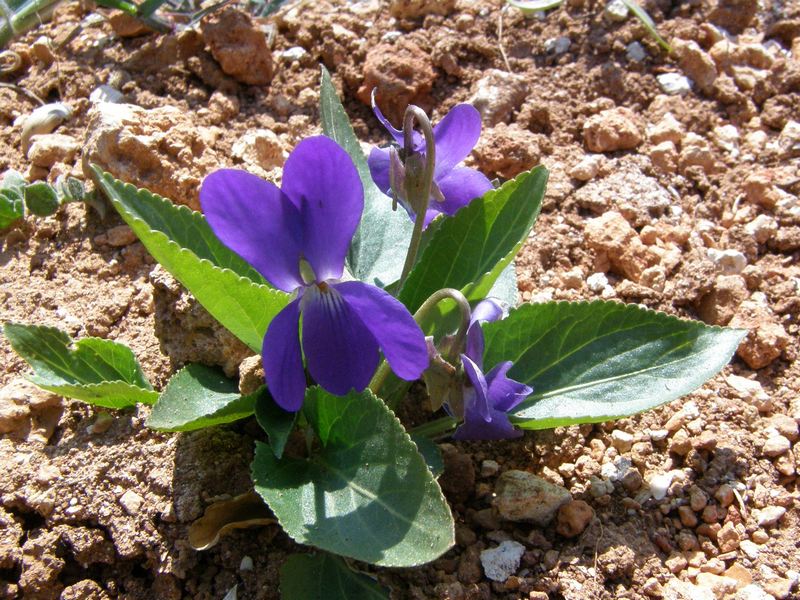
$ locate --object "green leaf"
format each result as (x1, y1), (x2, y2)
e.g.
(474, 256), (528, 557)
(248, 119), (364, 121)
(319, 65), (414, 288)
(0, 190), (24, 228)
(147, 364), (257, 431)
(24, 182), (59, 216)
(411, 435), (444, 478)
(622, 0), (672, 52)
(2, 323), (157, 408)
(255, 390), (297, 459)
(507, 0), (565, 12)
(280, 553), (389, 600)
(56, 176), (85, 203)
(399, 167), (547, 330)
(482, 301), (747, 429)
(92, 167), (290, 352)
(488, 262), (519, 308)
(252, 387), (454, 567)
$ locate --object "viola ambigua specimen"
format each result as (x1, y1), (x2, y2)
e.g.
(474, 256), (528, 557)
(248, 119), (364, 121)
(453, 299), (532, 440)
(200, 136), (429, 411)
(368, 96), (492, 228)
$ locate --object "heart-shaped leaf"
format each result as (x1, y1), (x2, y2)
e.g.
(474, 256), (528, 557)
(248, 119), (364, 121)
(482, 301), (746, 429)
(280, 553), (389, 599)
(252, 387), (454, 567)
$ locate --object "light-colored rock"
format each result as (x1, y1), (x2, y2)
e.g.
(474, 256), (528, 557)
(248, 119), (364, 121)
(279, 46), (307, 62)
(649, 140), (678, 173)
(584, 211), (654, 281)
(82, 103), (220, 210)
(755, 505), (786, 527)
(583, 107), (642, 153)
(544, 36), (571, 54)
(726, 375), (771, 411)
(735, 584), (772, 600)
(569, 153), (603, 181)
(118, 490), (144, 515)
(468, 69), (528, 126)
(0, 379), (60, 435)
(611, 429), (634, 452)
(696, 573), (738, 598)
(761, 436), (790, 458)
(473, 123), (540, 179)
(27, 133), (80, 168)
(658, 73), (692, 95)
(200, 8), (274, 86)
(89, 84), (125, 104)
(739, 540), (761, 560)
(673, 39), (718, 92)
(480, 460), (500, 478)
(712, 124), (740, 155)
(574, 159), (671, 226)
(697, 274), (748, 325)
(231, 129), (287, 175)
(745, 214), (777, 244)
(664, 578), (716, 600)
(586, 272), (609, 293)
(493, 470), (571, 525)
(649, 113), (685, 145)
(766, 415), (798, 442)
(717, 522), (740, 553)
(707, 248), (747, 274)
(743, 173), (781, 209)
(649, 471), (675, 500)
(604, 0), (629, 21)
(480, 540), (524, 582)
(627, 41), (646, 62)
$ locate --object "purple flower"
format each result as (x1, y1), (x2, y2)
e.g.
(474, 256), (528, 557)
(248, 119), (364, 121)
(453, 299), (531, 440)
(200, 136), (429, 411)
(368, 97), (492, 228)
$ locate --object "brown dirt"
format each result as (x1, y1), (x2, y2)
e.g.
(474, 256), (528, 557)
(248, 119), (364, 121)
(1, 0), (799, 598)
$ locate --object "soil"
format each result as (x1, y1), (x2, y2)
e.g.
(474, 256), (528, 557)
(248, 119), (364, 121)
(1, 0), (799, 598)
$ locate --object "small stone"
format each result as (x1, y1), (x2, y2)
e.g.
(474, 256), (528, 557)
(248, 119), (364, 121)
(480, 460), (500, 478)
(544, 36), (571, 54)
(239, 556), (253, 571)
(649, 113), (685, 145)
(690, 487), (709, 512)
(569, 154), (603, 181)
(556, 500), (594, 537)
(766, 415), (798, 442)
(468, 69), (528, 126)
(751, 530), (769, 544)
(604, 0), (629, 21)
(583, 107), (642, 153)
(717, 522), (740, 553)
(587, 272), (609, 292)
(679, 505), (698, 527)
(649, 140), (678, 173)
(736, 584), (772, 600)
(89, 85), (125, 104)
(493, 470), (571, 525)
(730, 301), (790, 369)
(761, 436), (790, 458)
(726, 375), (771, 411)
(665, 553), (688, 574)
(584, 211), (652, 281)
(87, 412), (113, 435)
(755, 506), (786, 527)
(744, 214), (777, 244)
(725, 563), (753, 587)
(764, 578), (794, 600)
(27, 133), (80, 168)
(280, 46), (307, 62)
(388, 0), (456, 18)
(201, 8), (274, 85)
(673, 39), (718, 92)
(479, 540), (525, 582)
(231, 129), (287, 173)
(707, 249), (747, 274)
(627, 41), (646, 62)
(658, 73), (692, 95)
(669, 428), (692, 456)
(739, 540), (760, 560)
(118, 490), (144, 515)
(649, 471), (675, 500)
(104, 225), (137, 247)
(696, 572), (738, 598)
(610, 429), (634, 452)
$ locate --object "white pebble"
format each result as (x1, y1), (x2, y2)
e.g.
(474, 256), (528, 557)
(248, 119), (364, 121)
(280, 46), (308, 62)
(740, 540), (761, 560)
(649, 472), (675, 501)
(657, 73), (692, 95)
(707, 248), (747, 274)
(545, 36), (571, 54)
(755, 506), (786, 527)
(480, 540), (525, 582)
(604, 0), (629, 21)
(586, 272), (609, 292)
(239, 556), (254, 571)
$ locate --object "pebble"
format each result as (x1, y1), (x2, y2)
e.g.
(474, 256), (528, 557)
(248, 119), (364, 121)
(696, 573), (738, 598)
(604, 0), (629, 21)
(717, 522), (740, 553)
(761, 435), (790, 458)
(569, 154), (603, 181)
(239, 556), (253, 571)
(755, 505), (786, 527)
(493, 470), (571, 525)
(735, 584), (772, 600)
(480, 460), (500, 477)
(657, 73), (692, 95)
(744, 214), (777, 244)
(586, 272), (609, 292)
(626, 41), (646, 62)
(479, 540), (525, 582)
(583, 107), (642, 153)
(725, 375), (771, 412)
(89, 84), (125, 104)
(739, 540), (761, 560)
(610, 429), (633, 452)
(556, 500), (594, 537)
(766, 414), (798, 442)
(27, 133), (81, 168)
(648, 112), (685, 145)
(468, 69), (528, 126)
(280, 46), (307, 62)
(751, 529), (769, 544)
(707, 248), (747, 274)
(649, 471), (675, 500)
(119, 490), (144, 515)
(544, 36), (571, 54)
(763, 578), (793, 599)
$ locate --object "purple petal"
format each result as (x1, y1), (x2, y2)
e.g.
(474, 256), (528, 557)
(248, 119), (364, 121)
(368, 146), (392, 195)
(371, 89), (404, 146)
(433, 104), (483, 176)
(200, 169), (303, 292)
(434, 166), (493, 217)
(281, 136), (363, 282)
(301, 284), (379, 395)
(262, 298), (306, 411)
(461, 353), (491, 422)
(484, 361), (532, 413)
(335, 281), (429, 381)
(465, 298), (508, 363)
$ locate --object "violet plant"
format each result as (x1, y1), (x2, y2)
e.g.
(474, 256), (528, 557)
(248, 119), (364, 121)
(6, 67), (745, 595)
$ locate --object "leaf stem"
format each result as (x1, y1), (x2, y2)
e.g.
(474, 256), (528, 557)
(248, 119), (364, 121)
(412, 288), (471, 364)
(398, 105), (436, 287)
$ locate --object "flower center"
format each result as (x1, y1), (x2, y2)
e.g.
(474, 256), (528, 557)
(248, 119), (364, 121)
(299, 257), (317, 285)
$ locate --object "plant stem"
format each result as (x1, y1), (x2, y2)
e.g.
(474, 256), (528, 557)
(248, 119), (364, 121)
(409, 415), (458, 439)
(398, 105), (436, 288)
(0, 0), (63, 47)
(412, 288), (471, 364)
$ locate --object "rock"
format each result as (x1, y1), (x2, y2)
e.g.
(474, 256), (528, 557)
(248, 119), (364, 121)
(584, 211), (655, 281)
(597, 545), (636, 580)
(556, 500), (594, 537)
(761, 436), (790, 458)
(457, 545), (482, 584)
(726, 375), (771, 411)
(611, 429), (633, 452)
(649, 471), (675, 500)
(725, 563), (753, 588)
(568, 154), (603, 181)
(480, 459), (500, 478)
(697, 275), (748, 325)
(735, 584), (772, 600)
(545, 36), (571, 54)
(90, 85), (125, 104)
(583, 107), (642, 153)
(0, 378), (60, 436)
(649, 113), (685, 145)
(60, 578), (110, 600)
(649, 141), (678, 173)
(119, 490), (144, 515)
(358, 39), (437, 125)
(27, 133), (80, 168)
(82, 103), (220, 210)
(717, 522), (740, 553)
(231, 129), (287, 175)
(574, 159), (671, 226)
(709, 0), (757, 33)
(280, 46), (307, 62)
(586, 272), (609, 293)
(696, 573), (738, 598)
(729, 301), (790, 369)
(744, 214), (777, 244)
(680, 138), (718, 174)
(755, 505), (786, 527)
(627, 41), (646, 62)
(104, 225), (137, 247)
(658, 73), (692, 95)
(763, 578), (793, 599)
(739, 540), (760, 560)
(673, 39), (718, 92)
(389, 0), (455, 18)
(237, 355), (263, 396)
(109, 11), (150, 37)
(473, 123), (540, 179)
(707, 249), (747, 274)
(200, 8), (274, 86)
(766, 415), (798, 442)
(479, 540), (525, 582)
(493, 470), (571, 525)
(468, 69), (528, 126)
(604, 0), (629, 21)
